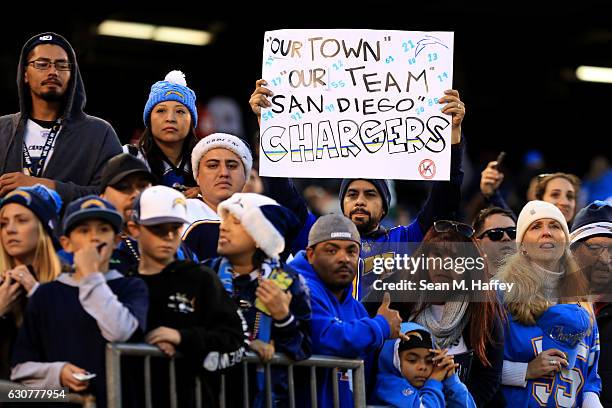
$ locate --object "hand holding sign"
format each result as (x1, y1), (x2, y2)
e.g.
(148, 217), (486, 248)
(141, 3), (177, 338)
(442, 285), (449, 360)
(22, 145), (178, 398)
(250, 79), (273, 118)
(439, 89), (465, 144)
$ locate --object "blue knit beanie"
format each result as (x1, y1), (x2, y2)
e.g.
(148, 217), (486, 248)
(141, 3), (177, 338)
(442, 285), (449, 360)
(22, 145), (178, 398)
(143, 70), (197, 127)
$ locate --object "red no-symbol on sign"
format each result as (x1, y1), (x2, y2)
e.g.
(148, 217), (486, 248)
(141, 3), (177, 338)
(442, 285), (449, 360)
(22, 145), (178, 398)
(419, 159), (436, 179)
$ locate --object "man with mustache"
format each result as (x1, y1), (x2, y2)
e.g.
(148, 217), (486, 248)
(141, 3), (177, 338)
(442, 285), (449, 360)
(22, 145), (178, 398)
(570, 200), (612, 407)
(338, 89), (465, 299)
(472, 206), (517, 277)
(183, 133), (311, 262)
(0, 32), (122, 203)
(289, 214), (405, 407)
(249, 82), (465, 299)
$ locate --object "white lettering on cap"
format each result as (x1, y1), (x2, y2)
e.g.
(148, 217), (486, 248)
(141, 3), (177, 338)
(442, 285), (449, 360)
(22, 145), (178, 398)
(39, 35), (53, 41)
(331, 232), (352, 238)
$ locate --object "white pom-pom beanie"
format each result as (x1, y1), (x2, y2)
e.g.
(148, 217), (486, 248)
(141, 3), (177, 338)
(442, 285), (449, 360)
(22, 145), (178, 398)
(191, 133), (253, 180)
(516, 200), (570, 244)
(143, 70), (198, 127)
(217, 193), (299, 259)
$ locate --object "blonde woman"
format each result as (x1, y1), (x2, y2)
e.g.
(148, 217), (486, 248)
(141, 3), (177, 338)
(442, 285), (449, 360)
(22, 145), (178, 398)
(497, 200), (602, 407)
(0, 185), (62, 379)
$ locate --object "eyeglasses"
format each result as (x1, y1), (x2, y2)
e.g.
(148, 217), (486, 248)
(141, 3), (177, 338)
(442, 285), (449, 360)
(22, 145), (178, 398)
(433, 220), (474, 238)
(478, 227), (517, 241)
(585, 243), (612, 255)
(28, 59), (72, 71)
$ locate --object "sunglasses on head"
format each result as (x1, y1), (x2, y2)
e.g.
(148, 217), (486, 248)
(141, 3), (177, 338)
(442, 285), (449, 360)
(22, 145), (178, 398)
(478, 227), (516, 241)
(433, 220), (474, 238)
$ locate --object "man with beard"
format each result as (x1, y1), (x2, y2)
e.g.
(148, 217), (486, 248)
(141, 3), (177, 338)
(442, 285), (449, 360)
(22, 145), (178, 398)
(337, 90), (465, 299)
(0, 32), (122, 203)
(250, 82), (466, 300)
(289, 214), (405, 408)
(473, 206), (517, 277)
(570, 200), (612, 406)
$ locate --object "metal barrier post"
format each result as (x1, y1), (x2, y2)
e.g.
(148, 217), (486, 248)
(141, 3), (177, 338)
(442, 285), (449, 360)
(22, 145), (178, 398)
(352, 362), (366, 408)
(105, 344), (366, 408)
(287, 365), (295, 408)
(106, 343), (122, 408)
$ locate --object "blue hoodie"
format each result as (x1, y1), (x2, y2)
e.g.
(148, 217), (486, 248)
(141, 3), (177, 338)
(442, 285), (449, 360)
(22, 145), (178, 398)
(288, 250), (389, 408)
(374, 322), (476, 408)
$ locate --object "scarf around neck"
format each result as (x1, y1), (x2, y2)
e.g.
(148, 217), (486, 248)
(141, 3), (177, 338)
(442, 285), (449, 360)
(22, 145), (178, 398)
(413, 294), (470, 350)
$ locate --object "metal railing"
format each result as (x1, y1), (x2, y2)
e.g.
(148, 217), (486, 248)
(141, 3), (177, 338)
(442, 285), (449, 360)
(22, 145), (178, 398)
(106, 342), (367, 408)
(0, 380), (96, 407)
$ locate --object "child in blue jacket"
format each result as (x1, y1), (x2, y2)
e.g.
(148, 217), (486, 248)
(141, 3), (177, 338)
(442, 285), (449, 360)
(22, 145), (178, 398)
(375, 322), (476, 408)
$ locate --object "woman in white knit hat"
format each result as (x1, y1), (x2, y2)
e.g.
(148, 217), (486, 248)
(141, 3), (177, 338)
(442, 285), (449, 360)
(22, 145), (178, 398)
(497, 200), (602, 407)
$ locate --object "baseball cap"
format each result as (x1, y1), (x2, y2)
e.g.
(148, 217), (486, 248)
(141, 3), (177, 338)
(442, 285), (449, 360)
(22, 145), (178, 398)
(536, 303), (591, 370)
(308, 213), (361, 247)
(62, 196), (123, 236)
(132, 186), (188, 226)
(398, 322), (435, 353)
(100, 153), (155, 192)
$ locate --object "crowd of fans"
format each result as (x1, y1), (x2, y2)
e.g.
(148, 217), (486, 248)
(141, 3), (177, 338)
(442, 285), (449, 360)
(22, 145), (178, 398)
(1, 32), (611, 408)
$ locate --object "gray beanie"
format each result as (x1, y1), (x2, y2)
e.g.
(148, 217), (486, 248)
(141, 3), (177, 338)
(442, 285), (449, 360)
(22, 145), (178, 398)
(308, 214), (361, 248)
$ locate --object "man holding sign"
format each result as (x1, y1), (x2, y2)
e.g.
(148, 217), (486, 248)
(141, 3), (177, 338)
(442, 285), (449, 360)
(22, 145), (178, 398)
(251, 29), (465, 299)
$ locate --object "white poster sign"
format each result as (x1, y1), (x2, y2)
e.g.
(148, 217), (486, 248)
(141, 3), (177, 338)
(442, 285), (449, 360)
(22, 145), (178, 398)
(259, 29), (454, 180)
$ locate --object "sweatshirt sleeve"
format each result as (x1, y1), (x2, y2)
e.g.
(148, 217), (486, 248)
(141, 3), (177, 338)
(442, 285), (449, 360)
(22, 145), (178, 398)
(310, 290), (390, 358)
(178, 267), (247, 371)
(262, 177), (308, 226)
(485, 189), (515, 216)
(582, 392), (603, 408)
(53, 124), (122, 203)
(501, 360), (528, 387)
(271, 274), (312, 361)
(78, 273), (148, 342)
(416, 139), (464, 234)
(444, 373), (477, 408)
(11, 362), (67, 389)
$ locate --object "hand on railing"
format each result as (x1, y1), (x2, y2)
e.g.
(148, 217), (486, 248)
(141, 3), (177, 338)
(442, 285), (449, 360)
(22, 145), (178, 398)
(250, 339), (275, 362)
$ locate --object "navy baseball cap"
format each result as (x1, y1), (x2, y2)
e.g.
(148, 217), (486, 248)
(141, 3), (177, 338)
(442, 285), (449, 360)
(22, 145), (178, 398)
(536, 304), (591, 369)
(62, 195), (123, 236)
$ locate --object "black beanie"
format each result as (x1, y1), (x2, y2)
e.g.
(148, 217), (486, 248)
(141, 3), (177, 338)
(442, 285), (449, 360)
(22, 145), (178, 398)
(22, 32), (73, 60)
(339, 178), (391, 218)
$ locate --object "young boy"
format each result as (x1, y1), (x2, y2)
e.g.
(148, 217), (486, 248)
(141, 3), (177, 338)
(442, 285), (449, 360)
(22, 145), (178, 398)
(206, 192), (312, 407)
(375, 322), (476, 408)
(126, 185), (246, 407)
(10, 196), (148, 407)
